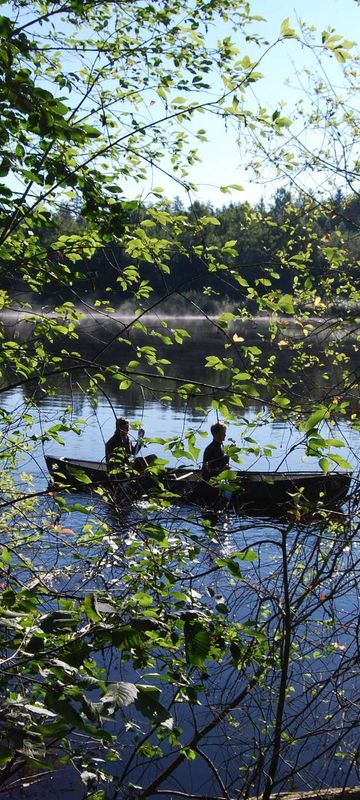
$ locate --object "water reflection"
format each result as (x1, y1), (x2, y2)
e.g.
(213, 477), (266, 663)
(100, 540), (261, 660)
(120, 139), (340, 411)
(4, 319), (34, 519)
(1, 316), (360, 798)
(1, 318), (359, 479)
(3, 315), (360, 407)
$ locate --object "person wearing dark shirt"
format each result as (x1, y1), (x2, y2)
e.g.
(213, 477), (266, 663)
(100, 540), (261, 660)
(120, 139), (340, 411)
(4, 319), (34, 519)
(202, 422), (229, 481)
(106, 417), (155, 472)
(105, 417), (145, 466)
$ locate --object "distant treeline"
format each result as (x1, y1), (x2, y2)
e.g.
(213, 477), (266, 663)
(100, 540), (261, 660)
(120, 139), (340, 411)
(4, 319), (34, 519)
(6, 188), (360, 310)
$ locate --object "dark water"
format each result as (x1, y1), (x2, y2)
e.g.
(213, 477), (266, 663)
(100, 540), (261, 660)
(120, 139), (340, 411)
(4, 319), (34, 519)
(1, 317), (360, 799)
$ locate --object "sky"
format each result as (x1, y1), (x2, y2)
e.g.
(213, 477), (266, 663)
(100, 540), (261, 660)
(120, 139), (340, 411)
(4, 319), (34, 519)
(152, 0), (360, 208)
(4, 0), (359, 211)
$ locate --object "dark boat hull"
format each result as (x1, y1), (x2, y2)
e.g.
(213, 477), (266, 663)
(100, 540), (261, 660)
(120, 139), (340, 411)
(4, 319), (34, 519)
(45, 455), (352, 513)
(166, 469), (352, 512)
(46, 455), (110, 485)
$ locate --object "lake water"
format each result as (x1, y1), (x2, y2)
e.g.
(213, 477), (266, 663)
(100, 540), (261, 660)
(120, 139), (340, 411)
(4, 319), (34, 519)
(2, 317), (360, 799)
(3, 315), (360, 476)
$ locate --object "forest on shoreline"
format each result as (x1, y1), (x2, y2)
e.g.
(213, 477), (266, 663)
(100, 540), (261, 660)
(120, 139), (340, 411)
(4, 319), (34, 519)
(3, 187), (360, 314)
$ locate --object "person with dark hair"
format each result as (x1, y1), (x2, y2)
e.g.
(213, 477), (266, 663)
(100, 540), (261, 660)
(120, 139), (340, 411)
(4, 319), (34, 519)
(106, 417), (136, 465)
(202, 422), (229, 481)
(106, 417), (154, 472)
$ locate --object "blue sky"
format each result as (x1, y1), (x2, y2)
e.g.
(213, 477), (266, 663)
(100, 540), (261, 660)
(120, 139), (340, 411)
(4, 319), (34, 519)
(151, 0), (360, 208)
(4, 0), (359, 210)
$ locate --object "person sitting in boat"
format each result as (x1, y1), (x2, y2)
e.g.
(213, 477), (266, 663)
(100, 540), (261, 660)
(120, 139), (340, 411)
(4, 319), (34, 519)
(202, 422), (229, 482)
(105, 417), (155, 472)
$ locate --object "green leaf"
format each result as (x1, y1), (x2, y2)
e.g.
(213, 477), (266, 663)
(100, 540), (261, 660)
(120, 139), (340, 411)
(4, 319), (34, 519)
(40, 610), (78, 633)
(277, 294), (294, 314)
(216, 557), (242, 577)
(233, 549), (257, 562)
(303, 406), (328, 432)
(184, 618), (211, 666)
(328, 454), (352, 470)
(200, 216), (221, 226)
(273, 394), (291, 408)
(180, 746), (197, 760)
(0, 746), (14, 766)
(20, 735), (46, 761)
(67, 467), (93, 484)
(319, 457), (330, 475)
(83, 594), (102, 622)
(220, 184), (244, 193)
(138, 742), (164, 758)
(69, 503), (90, 513)
(280, 17), (296, 37)
(119, 378), (132, 390)
(80, 125), (101, 138)
(101, 682), (138, 713)
(243, 345), (262, 356)
(132, 593), (154, 606)
(135, 687), (173, 727)
(1, 546), (11, 564)
(61, 639), (90, 667)
(0, 15), (12, 36)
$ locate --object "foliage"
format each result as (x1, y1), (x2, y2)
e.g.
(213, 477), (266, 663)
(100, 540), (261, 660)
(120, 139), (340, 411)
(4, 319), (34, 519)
(0, 0), (360, 798)
(44, 189), (358, 310)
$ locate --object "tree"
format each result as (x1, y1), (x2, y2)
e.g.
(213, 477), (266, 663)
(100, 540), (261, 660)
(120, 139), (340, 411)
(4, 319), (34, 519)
(0, 1), (360, 798)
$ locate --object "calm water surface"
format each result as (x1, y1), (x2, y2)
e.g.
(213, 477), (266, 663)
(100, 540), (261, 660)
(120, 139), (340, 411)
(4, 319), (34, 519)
(3, 316), (360, 475)
(2, 319), (360, 799)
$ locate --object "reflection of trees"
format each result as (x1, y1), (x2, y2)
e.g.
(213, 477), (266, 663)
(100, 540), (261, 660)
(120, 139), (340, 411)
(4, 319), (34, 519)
(5, 317), (358, 414)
